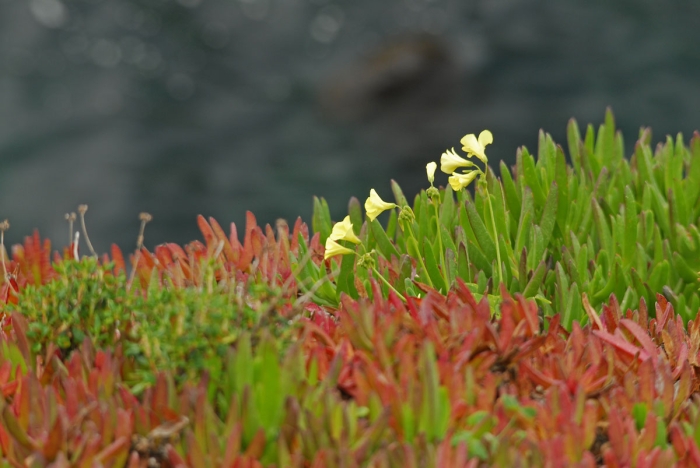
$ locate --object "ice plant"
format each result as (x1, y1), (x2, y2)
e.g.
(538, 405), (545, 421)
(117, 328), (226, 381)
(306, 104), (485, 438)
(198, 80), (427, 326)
(365, 189), (397, 222)
(329, 216), (361, 244)
(440, 129), (503, 287)
(324, 238), (355, 260)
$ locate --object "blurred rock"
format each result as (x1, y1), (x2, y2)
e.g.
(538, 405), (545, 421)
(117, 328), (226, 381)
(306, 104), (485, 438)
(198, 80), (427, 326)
(318, 34), (463, 123)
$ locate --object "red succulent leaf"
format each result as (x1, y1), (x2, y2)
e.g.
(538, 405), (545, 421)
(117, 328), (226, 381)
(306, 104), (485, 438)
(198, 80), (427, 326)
(243, 427), (267, 460)
(0, 360), (11, 386)
(166, 243), (193, 282)
(234, 211), (259, 271)
(2, 392), (37, 451)
(110, 244), (126, 275)
(229, 221), (242, 253)
(655, 295), (672, 333)
(208, 216), (237, 265)
(10, 313), (31, 366)
(592, 328), (649, 361)
(619, 319), (658, 364)
(154, 244), (175, 271)
(582, 293), (604, 331)
(166, 443), (189, 467)
(94, 436), (130, 465)
(290, 217), (307, 255)
(196, 215), (217, 254)
(41, 409), (66, 460)
(0, 421), (10, 458)
(600, 295), (622, 333)
(669, 424), (691, 460)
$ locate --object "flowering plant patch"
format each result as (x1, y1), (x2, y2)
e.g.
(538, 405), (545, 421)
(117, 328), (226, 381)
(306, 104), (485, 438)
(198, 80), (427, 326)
(1, 110), (700, 465)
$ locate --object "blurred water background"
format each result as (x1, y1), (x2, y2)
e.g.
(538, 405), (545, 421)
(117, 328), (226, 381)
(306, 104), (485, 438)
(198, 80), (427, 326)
(1, 0), (699, 252)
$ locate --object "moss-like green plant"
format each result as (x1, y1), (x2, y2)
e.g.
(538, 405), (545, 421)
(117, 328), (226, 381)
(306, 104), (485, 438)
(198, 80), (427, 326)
(4, 256), (299, 390)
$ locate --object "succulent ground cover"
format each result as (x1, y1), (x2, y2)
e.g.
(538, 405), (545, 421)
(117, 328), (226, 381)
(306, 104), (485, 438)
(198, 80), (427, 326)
(2, 110), (700, 466)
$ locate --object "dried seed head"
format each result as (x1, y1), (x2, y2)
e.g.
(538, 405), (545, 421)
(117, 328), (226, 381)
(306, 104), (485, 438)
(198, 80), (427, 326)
(0, 220), (8, 231)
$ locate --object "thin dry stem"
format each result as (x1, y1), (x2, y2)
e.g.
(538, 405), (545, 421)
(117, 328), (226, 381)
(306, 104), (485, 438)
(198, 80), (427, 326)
(72, 231), (80, 261)
(127, 212), (152, 291)
(65, 212), (76, 246)
(78, 205), (97, 258)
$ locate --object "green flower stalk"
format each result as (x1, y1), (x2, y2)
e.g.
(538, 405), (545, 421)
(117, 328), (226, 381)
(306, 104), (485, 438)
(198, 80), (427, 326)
(398, 205), (434, 289)
(438, 129), (504, 287)
(426, 162), (449, 291)
(325, 212), (406, 301)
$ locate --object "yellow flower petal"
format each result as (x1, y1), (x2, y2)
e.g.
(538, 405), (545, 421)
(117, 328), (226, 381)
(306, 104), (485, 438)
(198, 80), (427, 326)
(440, 148), (474, 174)
(478, 129), (493, 147)
(330, 216), (361, 244)
(365, 189), (397, 222)
(460, 134), (479, 156)
(460, 130), (492, 164)
(324, 238), (355, 260)
(426, 161), (437, 184)
(448, 170), (479, 191)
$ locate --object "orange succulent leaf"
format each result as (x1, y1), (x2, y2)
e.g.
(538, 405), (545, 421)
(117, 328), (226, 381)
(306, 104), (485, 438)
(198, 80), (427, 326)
(208, 216), (237, 264)
(619, 319), (658, 362)
(235, 211), (258, 271)
(592, 328), (650, 361)
(41, 411), (66, 460)
(0, 283), (18, 305)
(196, 214), (217, 253)
(111, 244), (126, 275)
(164, 242), (193, 282)
(11, 231), (57, 286)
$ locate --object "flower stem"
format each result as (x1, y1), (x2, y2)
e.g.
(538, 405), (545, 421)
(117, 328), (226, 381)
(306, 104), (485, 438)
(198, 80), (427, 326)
(401, 219), (433, 288)
(457, 190), (472, 282)
(432, 198), (449, 292)
(372, 266), (406, 302)
(484, 167), (504, 287)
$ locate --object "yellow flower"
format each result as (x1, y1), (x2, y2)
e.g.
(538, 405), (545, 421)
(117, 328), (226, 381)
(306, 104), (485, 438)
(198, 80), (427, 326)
(460, 130), (493, 164)
(426, 162), (437, 185)
(448, 170), (479, 191)
(330, 215), (361, 244)
(440, 148), (475, 174)
(365, 189), (397, 222)
(324, 238), (355, 260)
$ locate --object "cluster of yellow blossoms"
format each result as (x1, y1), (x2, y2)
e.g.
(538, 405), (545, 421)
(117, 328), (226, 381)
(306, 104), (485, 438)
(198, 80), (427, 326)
(324, 130), (493, 261)
(324, 215), (361, 260)
(439, 129), (492, 191)
(323, 189), (398, 260)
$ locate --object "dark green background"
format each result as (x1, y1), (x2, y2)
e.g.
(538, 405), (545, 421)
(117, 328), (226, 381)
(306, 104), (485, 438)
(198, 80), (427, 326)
(1, 0), (699, 252)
